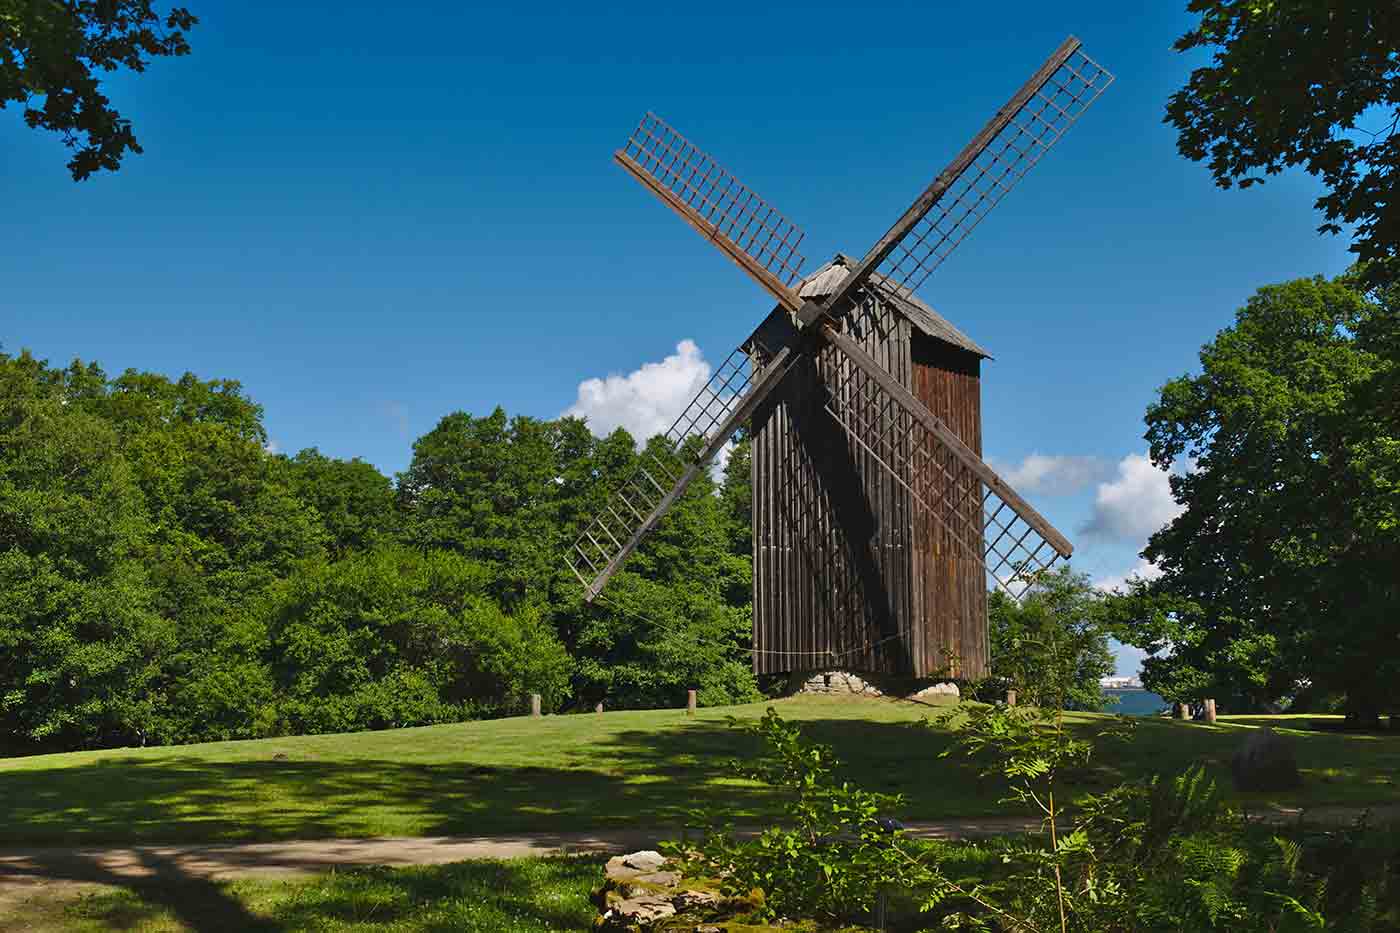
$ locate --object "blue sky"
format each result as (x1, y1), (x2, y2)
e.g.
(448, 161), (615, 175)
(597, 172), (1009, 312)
(0, 1), (1355, 675)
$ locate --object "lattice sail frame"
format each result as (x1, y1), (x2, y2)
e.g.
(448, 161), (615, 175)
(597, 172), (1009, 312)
(819, 290), (1070, 599)
(877, 47), (1113, 297)
(566, 340), (796, 592)
(618, 112), (807, 297)
(574, 37), (1111, 606)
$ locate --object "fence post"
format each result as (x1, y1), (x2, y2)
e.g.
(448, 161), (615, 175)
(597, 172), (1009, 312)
(1204, 698), (1217, 724)
(1006, 689), (1017, 707)
(530, 694), (541, 718)
(686, 689), (697, 716)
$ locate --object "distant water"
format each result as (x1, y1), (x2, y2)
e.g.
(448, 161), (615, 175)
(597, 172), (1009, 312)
(1104, 689), (1169, 717)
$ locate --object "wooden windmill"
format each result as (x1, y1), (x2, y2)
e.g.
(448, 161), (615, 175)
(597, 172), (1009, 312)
(568, 37), (1113, 680)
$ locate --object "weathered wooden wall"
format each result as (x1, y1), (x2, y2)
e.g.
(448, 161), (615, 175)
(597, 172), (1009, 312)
(750, 298), (987, 679)
(909, 334), (987, 679)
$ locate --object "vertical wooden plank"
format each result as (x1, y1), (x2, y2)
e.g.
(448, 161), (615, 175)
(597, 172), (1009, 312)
(755, 401), (765, 675)
(778, 391), (787, 675)
(768, 399), (777, 678)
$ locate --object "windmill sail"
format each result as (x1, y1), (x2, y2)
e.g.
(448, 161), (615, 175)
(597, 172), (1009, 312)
(615, 112), (808, 312)
(568, 342), (795, 601)
(819, 324), (1071, 597)
(799, 37), (1113, 329)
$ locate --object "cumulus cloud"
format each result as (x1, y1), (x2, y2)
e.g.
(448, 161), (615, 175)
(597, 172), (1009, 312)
(1080, 454), (1184, 541)
(988, 453), (1111, 495)
(563, 339), (714, 443)
(1094, 557), (1165, 593)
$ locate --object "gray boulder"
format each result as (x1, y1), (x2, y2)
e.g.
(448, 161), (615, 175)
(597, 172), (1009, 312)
(1231, 727), (1301, 791)
(621, 850), (666, 872)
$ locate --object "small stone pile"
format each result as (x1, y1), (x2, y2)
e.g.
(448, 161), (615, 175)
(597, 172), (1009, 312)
(796, 670), (961, 702)
(798, 670), (883, 696)
(911, 681), (960, 701)
(593, 850), (764, 931)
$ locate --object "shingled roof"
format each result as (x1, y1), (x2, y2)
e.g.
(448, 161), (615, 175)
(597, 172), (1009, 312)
(795, 253), (991, 359)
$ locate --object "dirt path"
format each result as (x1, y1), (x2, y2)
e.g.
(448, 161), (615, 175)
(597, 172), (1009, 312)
(2, 804), (1391, 893)
(0, 819), (1038, 893)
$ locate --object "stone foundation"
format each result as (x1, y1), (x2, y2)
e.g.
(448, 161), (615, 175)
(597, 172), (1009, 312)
(797, 670), (884, 696)
(791, 670), (961, 701)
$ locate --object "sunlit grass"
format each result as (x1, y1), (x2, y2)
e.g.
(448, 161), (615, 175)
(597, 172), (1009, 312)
(1, 695), (1397, 848)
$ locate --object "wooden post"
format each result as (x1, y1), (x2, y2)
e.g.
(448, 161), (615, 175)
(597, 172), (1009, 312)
(1204, 698), (1217, 724)
(1175, 702), (1188, 720)
(530, 694), (541, 718)
(1006, 689), (1017, 707)
(686, 689), (697, 716)
(595, 701), (604, 715)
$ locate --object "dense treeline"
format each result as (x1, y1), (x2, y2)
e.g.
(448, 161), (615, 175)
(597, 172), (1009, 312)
(1105, 271), (1399, 722)
(0, 350), (760, 753)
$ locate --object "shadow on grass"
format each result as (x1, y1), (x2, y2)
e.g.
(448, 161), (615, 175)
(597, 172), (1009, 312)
(3, 849), (280, 932)
(7, 855), (602, 932)
(0, 715), (992, 848)
(2, 708), (1397, 851)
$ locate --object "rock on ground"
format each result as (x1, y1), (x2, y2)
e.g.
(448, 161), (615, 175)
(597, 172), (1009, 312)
(1231, 727), (1301, 791)
(912, 682), (960, 700)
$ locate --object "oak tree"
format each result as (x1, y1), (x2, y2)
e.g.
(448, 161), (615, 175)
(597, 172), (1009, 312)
(1167, 2), (1400, 275)
(1, 0), (197, 179)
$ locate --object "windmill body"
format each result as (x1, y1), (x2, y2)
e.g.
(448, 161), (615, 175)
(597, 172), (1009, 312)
(567, 37), (1113, 680)
(748, 255), (991, 678)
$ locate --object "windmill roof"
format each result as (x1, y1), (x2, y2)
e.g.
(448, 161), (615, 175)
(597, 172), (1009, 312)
(795, 254), (991, 359)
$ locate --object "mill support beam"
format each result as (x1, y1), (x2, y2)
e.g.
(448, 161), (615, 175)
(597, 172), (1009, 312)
(821, 324), (1072, 559)
(581, 346), (794, 601)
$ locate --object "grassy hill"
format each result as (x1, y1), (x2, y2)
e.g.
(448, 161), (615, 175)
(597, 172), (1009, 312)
(2, 696), (1397, 847)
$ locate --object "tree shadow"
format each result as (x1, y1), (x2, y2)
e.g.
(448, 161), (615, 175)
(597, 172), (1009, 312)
(0, 715), (992, 850)
(3, 708), (1396, 853)
(1, 849), (279, 932)
(2, 854), (601, 932)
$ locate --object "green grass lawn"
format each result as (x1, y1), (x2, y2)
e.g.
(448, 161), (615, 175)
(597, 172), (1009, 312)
(1, 696), (1397, 848)
(2, 856), (603, 932)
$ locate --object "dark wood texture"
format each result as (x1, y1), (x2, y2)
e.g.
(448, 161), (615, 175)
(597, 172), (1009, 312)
(910, 334), (988, 677)
(822, 324), (1073, 559)
(752, 306), (915, 676)
(751, 293), (991, 679)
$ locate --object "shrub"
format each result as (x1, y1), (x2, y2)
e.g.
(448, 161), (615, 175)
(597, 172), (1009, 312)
(264, 546), (572, 733)
(669, 707), (1400, 932)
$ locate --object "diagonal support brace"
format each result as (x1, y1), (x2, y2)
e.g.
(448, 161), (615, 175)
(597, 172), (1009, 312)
(582, 346), (794, 601)
(820, 324), (1072, 559)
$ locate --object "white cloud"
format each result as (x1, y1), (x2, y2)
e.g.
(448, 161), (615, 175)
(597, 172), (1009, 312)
(1094, 557), (1165, 593)
(1080, 454), (1184, 541)
(989, 453), (1111, 496)
(563, 339), (713, 443)
(263, 439), (281, 455)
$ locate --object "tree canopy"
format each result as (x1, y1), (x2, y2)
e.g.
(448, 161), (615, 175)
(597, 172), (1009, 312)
(985, 566), (1114, 712)
(1, 0), (197, 179)
(1106, 272), (1399, 720)
(1167, 2), (1400, 275)
(0, 347), (764, 753)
